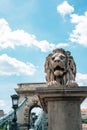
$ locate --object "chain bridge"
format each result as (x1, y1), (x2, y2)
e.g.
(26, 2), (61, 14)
(0, 82), (48, 130)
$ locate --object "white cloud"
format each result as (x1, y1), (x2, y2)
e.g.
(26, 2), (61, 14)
(0, 54), (36, 76)
(81, 98), (87, 109)
(34, 41), (69, 52)
(56, 43), (69, 48)
(0, 100), (11, 113)
(70, 12), (87, 47)
(76, 73), (87, 86)
(0, 100), (6, 107)
(0, 19), (36, 49)
(0, 18), (69, 52)
(57, 1), (74, 16)
(33, 40), (55, 52)
(76, 72), (87, 109)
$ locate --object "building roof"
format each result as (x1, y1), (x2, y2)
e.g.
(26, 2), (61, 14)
(81, 108), (87, 112)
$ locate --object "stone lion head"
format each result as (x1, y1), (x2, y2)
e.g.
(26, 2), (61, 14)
(44, 48), (78, 87)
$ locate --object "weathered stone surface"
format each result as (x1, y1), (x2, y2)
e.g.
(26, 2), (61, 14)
(48, 100), (82, 130)
(44, 48), (78, 87)
(15, 83), (45, 129)
(36, 87), (87, 130)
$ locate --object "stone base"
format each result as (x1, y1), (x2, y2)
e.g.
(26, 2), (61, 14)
(36, 87), (87, 130)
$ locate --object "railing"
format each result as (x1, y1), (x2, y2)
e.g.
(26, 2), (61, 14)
(0, 97), (27, 126)
(0, 97), (48, 130)
(34, 110), (48, 130)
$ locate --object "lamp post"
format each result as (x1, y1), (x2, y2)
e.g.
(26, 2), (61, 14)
(11, 94), (19, 130)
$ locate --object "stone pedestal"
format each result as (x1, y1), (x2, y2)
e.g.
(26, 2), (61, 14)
(36, 87), (87, 130)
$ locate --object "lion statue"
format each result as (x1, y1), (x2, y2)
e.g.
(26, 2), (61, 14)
(44, 48), (78, 87)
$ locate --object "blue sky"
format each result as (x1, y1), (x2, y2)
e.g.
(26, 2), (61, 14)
(0, 0), (87, 113)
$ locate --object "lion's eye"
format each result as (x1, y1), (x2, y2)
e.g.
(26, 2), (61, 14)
(52, 57), (55, 60)
(60, 55), (65, 60)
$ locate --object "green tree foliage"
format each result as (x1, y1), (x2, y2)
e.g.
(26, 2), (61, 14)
(82, 118), (87, 124)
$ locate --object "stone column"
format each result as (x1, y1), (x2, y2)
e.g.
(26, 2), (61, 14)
(36, 87), (87, 130)
(48, 98), (82, 130)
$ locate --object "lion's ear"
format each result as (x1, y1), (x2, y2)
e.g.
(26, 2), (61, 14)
(66, 51), (71, 56)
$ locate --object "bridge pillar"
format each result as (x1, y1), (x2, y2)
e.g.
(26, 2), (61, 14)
(36, 87), (87, 130)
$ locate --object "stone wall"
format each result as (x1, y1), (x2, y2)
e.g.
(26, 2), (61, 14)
(15, 82), (46, 130)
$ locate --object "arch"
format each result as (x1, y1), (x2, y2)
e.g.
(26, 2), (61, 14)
(24, 95), (42, 129)
(29, 105), (42, 129)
